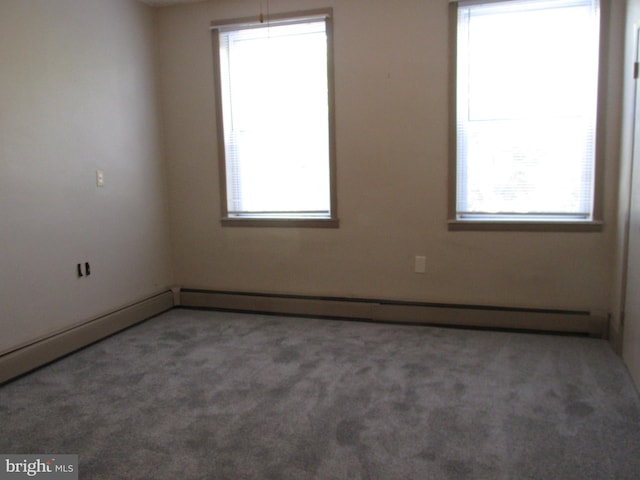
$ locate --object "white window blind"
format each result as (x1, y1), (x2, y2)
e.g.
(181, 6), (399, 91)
(455, 0), (600, 222)
(217, 18), (332, 219)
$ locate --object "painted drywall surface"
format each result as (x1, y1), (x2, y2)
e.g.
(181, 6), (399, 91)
(158, 0), (623, 312)
(615, 0), (640, 388)
(622, 102), (640, 388)
(611, 0), (640, 345)
(0, 0), (173, 354)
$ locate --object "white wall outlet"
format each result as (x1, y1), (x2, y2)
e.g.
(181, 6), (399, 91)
(96, 170), (105, 187)
(414, 255), (426, 274)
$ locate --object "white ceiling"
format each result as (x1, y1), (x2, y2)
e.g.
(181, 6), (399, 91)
(139, 0), (206, 6)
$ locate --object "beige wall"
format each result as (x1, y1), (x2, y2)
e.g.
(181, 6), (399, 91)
(0, 0), (629, 363)
(613, 0), (640, 384)
(158, 0), (625, 313)
(0, 0), (173, 354)
(612, 0), (640, 344)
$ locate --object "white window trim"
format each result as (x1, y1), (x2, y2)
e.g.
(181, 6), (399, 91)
(211, 9), (339, 228)
(447, 0), (607, 232)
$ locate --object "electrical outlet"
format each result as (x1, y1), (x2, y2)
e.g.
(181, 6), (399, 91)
(414, 256), (426, 274)
(77, 262), (91, 277)
(96, 170), (104, 187)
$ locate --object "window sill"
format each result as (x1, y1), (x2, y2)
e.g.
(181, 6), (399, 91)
(221, 217), (339, 228)
(448, 219), (603, 232)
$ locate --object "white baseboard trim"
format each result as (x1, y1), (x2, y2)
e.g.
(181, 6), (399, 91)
(179, 289), (608, 338)
(0, 290), (175, 384)
(609, 321), (623, 354)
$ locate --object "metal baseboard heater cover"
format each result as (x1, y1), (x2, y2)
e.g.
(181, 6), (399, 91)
(0, 290), (174, 384)
(0, 288), (607, 385)
(179, 289), (608, 338)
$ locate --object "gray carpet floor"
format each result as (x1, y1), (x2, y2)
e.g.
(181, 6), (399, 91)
(1, 308), (640, 479)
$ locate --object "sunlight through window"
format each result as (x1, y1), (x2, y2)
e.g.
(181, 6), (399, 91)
(215, 15), (334, 222)
(455, 0), (600, 222)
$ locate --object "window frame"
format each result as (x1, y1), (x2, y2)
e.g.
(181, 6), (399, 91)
(211, 8), (339, 228)
(447, 0), (607, 232)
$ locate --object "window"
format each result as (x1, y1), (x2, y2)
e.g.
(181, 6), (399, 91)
(451, 0), (602, 230)
(211, 9), (338, 227)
